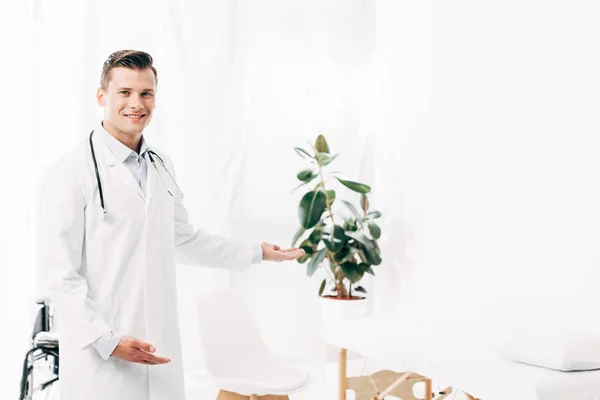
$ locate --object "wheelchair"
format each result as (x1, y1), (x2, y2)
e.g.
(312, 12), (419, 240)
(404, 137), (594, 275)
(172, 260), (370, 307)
(19, 297), (59, 400)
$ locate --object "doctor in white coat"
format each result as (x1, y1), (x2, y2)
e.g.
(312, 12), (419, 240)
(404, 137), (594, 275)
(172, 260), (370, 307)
(38, 50), (304, 400)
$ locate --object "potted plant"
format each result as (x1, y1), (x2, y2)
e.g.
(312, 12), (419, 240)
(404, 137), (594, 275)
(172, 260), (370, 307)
(291, 134), (382, 320)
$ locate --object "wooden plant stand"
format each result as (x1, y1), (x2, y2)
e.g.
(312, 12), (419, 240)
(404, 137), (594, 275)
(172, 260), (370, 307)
(338, 348), (432, 400)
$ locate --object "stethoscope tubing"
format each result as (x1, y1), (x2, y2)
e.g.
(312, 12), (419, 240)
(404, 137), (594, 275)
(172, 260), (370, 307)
(89, 130), (182, 216)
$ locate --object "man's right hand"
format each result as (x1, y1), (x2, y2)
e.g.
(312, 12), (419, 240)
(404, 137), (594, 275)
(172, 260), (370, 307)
(111, 336), (171, 365)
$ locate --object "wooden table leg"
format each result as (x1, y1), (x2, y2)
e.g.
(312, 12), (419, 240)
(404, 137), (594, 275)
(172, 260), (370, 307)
(339, 348), (347, 400)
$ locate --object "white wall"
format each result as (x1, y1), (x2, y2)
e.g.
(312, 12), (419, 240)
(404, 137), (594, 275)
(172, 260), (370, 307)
(373, 0), (600, 336)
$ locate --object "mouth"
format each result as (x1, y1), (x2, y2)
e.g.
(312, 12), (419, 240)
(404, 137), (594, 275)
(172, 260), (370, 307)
(123, 113), (147, 122)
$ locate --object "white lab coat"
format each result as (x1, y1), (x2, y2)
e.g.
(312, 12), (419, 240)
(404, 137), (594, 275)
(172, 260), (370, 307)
(38, 133), (254, 400)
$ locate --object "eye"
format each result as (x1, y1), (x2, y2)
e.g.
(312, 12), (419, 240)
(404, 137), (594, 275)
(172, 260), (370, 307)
(142, 92), (154, 97)
(119, 90), (129, 95)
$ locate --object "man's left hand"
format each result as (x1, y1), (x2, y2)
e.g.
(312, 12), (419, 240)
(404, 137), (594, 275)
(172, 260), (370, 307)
(261, 241), (305, 262)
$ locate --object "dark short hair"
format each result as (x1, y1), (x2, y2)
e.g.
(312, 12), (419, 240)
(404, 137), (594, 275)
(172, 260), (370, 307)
(100, 50), (158, 90)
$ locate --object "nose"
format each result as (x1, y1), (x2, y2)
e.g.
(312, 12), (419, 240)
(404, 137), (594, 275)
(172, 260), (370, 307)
(128, 93), (143, 110)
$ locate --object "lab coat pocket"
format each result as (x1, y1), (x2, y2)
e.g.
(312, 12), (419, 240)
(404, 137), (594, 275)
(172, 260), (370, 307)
(85, 203), (111, 244)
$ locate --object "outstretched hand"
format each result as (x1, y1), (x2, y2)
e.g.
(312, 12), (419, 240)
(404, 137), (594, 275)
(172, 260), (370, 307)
(261, 241), (305, 262)
(111, 336), (171, 365)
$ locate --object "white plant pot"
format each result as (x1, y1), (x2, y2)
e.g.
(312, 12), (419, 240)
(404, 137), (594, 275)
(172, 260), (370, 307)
(320, 295), (368, 322)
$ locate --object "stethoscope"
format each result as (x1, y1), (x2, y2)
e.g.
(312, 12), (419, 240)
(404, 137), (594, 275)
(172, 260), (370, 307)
(89, 130), (183, 216)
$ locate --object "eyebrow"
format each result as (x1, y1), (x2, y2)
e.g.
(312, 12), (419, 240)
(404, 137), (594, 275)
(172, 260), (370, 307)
(117, 87), (155, 92)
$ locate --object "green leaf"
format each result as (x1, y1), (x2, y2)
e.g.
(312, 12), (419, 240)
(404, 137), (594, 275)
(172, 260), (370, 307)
(292, 226), (306, 247)
(308, 230), (322, 244)
(291, 181), (309, 194)
(318, 279), (327, 296)
(343, 218), (358, 232)
(299, 239), (315, 255)
(307, 248), (327, 277)
(297, 252), (310, 264)
(367, 211), (382, 219)
(315, 135), (330, 153)
(322, 225), (346, 252)
(315, 152), (339, 167)
(361, 245), (382, 266)
(326, 190), (336, 205)
(342, 200), (363, 221)
(299, 190), (327, 229)
(333, 246), (350, 263)
(357, 263), (374, 275)
(361, 194), (368, 211)
(295, 147), (313, 160)
(342, 247), (359, 264)
(340, 262), (364, 283)
(346, 231), (375, 251)
(297, 169), (316, 182)
(337, 178), (371, 194)
(368, 221), (381, 239)
(308, 222), (325, 243)
(355, 286), (367, 294)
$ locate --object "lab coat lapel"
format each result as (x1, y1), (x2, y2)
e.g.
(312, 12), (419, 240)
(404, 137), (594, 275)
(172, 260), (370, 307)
(92, 135), (145, 202)
(103, 156), (145, 201)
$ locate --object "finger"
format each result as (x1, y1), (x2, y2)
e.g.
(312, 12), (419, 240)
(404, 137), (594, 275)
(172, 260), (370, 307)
(138, 360), (154, 365)
(279, 248), (301, 253)
(140, 350), (171, 364)
(285, 249), (305, 259)
(273, 244), (281, 250)
(273, 249), (304, 260)
(281, 249), (305, 257)
(132, 339), (156, 353)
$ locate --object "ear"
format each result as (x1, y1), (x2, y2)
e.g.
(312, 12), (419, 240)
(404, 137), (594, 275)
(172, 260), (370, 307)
(96, 87), (106, 107)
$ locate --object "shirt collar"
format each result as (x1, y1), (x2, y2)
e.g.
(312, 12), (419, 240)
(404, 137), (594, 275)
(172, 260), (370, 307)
(97, 122), (149, 163)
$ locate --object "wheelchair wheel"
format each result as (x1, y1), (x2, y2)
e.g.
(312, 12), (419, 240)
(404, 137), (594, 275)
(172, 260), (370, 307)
(19, 347), (59, 400)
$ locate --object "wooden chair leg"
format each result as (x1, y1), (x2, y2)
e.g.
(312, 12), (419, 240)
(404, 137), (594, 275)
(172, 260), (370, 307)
(251, 396), (258, 400)
(217, 390), (246, 400)
(424, 379), (432, 400)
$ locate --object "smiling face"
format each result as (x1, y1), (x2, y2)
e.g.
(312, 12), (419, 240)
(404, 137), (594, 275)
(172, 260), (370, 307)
(96, 66), (156, 145)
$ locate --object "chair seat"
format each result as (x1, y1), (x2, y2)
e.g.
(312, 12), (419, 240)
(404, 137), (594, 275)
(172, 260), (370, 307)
(34, 331), (60, 349)
(213, 361), (310, 396)
(197, 291), (311, 397)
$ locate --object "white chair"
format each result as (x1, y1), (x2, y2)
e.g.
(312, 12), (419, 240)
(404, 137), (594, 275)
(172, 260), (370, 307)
(196, 290), (310, 400)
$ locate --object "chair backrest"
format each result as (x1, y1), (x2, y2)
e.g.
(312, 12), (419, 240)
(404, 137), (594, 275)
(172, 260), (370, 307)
(31, 302), (52, 339)
(196, 290), (273, 378)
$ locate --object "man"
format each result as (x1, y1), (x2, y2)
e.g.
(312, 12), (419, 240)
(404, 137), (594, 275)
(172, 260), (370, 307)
(38, 50), (304, 400)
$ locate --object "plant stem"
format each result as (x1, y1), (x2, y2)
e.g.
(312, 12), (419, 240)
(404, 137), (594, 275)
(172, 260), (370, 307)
(319, 163), (347, 298)
(319, 165), (335, 223)
(323, 253), (337, 283)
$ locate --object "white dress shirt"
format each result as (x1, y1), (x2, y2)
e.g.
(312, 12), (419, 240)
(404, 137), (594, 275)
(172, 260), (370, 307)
(91, 123), (263, 360)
